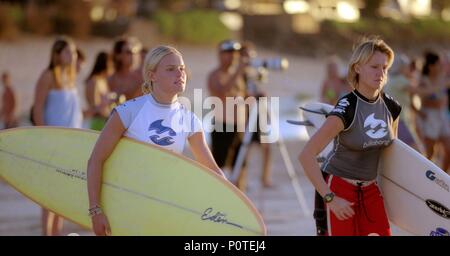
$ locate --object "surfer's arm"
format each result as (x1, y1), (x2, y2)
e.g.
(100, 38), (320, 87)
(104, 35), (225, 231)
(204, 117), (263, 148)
(188, 131), (226, 178)
(392, 117), (399, 139)
(32, 70), (52, 126)
(299, 116), (343, 197)
(84, 78), (97, 117)
(87, 111), (125, 236)
(87, 111), (126, 207)
(299, 116), (355, 220)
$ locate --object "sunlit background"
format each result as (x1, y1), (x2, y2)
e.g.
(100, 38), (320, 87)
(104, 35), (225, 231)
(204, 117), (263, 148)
(1, 0), (450, 55)
(1, 0), (450, 236)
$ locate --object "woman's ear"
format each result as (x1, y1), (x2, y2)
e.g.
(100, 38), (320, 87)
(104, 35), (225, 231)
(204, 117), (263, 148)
(354, 64), (361, 74)
(148, 70), (155, 83)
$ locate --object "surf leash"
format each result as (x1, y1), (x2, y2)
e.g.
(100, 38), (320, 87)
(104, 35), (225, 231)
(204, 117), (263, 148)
(299, 106), (329, 116)
(286, 120), (313, 126)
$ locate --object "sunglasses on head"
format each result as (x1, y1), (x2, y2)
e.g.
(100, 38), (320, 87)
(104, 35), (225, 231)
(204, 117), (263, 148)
(219, 40), (241, 52)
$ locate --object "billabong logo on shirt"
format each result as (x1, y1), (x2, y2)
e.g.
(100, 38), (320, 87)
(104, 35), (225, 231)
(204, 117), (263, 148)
(363, 113), (387, 139)
(331, 98), (349, 114)
(337, 98), (350, 107)
(148, 119), (176, 146)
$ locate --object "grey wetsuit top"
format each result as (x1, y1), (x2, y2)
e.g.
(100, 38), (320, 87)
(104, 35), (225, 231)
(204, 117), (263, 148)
(322, 90), (402, 181)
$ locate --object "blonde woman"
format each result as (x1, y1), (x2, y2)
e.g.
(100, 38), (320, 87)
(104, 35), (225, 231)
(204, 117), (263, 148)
(299, 37), (401, 236)
(87, 46), (225, 236)
(32, 36), (83, 235)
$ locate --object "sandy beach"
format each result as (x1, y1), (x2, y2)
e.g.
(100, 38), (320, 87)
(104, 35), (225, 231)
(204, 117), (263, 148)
(0, 36), (410, 235)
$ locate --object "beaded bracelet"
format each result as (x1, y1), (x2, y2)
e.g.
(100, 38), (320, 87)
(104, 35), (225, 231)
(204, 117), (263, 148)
(88, 205), (103, 217)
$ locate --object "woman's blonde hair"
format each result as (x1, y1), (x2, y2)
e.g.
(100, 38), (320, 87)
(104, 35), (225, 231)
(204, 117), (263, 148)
(347, 36), (394, 89)
(142, 45), (183, 94)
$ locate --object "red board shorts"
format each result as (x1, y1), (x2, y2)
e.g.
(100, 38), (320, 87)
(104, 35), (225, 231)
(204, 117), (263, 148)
(320, 175), (391, 236)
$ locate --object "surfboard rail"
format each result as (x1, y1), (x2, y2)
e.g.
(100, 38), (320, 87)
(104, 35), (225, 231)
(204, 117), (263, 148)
(0, 126), (266, 236)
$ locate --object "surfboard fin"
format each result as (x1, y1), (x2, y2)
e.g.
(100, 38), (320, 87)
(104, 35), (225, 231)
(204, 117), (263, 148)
(316, 156), (326, 163)
(299, 106), (329, 116)
(286, 120), (313, 126)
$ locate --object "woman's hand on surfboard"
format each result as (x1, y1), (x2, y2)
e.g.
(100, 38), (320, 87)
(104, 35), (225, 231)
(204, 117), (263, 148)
(92, 213), (111, 236)
(328, 196), (355, 221)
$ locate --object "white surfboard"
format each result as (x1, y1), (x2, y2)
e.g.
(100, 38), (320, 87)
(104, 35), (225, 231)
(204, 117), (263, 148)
(300, 101), (450, 236)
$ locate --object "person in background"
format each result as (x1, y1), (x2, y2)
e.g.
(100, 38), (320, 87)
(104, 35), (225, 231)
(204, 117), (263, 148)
(207, 40), (248, 191)
(443, 52), (450, 120)
(108, 37), (143, 102)
(32, 36), (83, 236)
(85, 51), (114, 131)
(384, 54), (421, 151)
(76, 48), (86, 74)
(139, 46), (149, 74)
(239, 41), (273, 188)
(415, 51), (450, 173)
(1, 71), (18, 129)
(320, 56), (350, 105)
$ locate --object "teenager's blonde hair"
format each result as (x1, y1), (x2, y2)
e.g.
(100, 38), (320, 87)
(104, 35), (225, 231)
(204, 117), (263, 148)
(142, 45), (183, 94)
(347, 36), (394, 89)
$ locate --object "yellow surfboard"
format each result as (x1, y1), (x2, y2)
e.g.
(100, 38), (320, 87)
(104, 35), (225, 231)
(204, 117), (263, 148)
(0, 127), (266, 235)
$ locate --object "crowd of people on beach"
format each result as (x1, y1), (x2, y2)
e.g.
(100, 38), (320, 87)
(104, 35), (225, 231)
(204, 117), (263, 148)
(1, 35), (275, 235)
(1, 35), (450, 236)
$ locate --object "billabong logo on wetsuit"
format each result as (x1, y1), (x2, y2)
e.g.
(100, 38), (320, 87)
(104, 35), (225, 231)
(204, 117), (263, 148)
(338, 98), (350, 107)
(148, 119), (176, 146)
(331, 98), (349, 114)
(363, 113), (387, 139)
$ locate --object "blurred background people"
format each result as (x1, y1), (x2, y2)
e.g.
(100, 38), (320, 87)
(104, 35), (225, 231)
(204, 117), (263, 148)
(240, 41), (273, 188)
(1, 71), (18, 129)
(85, 51), (114, 131)
(320, 56), (349, 105)
(76, 48), (86, 74)
(31, 36), (83, 235)
(207, 39), (248, 190)
(384, 53), (421, 151)
(415, 51), (450, 173)
(108, 37), (143, 102)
